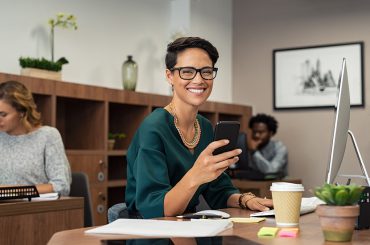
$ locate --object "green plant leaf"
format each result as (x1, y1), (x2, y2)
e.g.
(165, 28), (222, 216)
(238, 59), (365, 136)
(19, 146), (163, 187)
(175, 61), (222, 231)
(347, 185), (365, 205)
(56, 57), (69, 65)
(19, 57), (63, 71)
(334, 189), (348, 206)
(108, 132), (126, 140)
(314, 183), (364, 206)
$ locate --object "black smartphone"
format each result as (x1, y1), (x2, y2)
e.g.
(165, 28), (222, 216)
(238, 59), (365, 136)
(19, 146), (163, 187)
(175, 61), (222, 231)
(213, 121), (240, 155)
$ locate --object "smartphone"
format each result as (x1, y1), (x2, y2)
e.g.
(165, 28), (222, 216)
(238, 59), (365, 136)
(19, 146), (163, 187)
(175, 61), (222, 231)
(213, 121), (240, 155)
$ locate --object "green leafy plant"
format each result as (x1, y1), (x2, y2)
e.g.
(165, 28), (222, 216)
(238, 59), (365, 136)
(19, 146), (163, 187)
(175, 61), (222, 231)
(19, 13), (77, 72)
(108, 132), (126, 140)
(19, 57), (68, 72)
(314, 183), (364, 206)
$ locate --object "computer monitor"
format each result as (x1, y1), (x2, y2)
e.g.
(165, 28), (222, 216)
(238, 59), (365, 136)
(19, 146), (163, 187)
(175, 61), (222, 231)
(326, 58), (370, 186)
(326, 58), (350, 184)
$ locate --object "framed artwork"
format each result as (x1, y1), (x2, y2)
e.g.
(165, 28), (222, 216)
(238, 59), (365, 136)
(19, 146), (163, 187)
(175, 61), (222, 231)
(273, 42), (364, 110)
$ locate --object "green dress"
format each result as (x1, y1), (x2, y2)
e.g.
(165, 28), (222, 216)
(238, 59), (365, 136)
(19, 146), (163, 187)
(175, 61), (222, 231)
(125, 108), (239, 218)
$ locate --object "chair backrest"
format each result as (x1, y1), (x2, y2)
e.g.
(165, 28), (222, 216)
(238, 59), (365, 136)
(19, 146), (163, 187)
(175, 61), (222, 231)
(196, 195), (211, 212)
(232, 132), (250, 171)
(70, 172), (93, 227)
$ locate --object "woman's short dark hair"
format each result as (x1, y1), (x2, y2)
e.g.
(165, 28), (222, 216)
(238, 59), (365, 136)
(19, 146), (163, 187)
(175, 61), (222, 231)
(249, 113), (278, 135)
(0, 80), (41, 130)
(165, 37), (219, 69)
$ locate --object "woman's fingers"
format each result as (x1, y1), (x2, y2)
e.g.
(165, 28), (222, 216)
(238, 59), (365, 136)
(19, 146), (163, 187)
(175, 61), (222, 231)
(213, 148), (242, 163)
(206, 139), (230, 154)
(248, 198), (273, 211)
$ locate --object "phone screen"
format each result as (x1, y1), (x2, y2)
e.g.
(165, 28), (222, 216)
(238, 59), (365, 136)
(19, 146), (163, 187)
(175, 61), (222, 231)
(213, 121), (240, 155)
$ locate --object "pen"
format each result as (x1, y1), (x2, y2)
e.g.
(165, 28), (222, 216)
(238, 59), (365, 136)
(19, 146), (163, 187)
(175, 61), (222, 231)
(176, 214), (223, 219)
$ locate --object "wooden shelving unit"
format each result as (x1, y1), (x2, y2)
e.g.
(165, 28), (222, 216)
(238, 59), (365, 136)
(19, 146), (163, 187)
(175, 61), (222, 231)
(0, 72), (252, 225)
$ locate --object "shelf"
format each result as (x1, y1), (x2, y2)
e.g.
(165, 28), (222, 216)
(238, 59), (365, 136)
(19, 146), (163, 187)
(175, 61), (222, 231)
(107, 179), (127, 188)
(57, 97), (105, 150)
(107, 150), (128, 156)
(109, 103), (150, 149)
(66, 150), (105, 155)
(108, 155), (127, 181)
(33, 94), (53, 126)
(107, 185), (126, 209)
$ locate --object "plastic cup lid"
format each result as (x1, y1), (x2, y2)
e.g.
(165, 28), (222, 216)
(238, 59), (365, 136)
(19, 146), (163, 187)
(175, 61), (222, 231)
(270, 182), (304, 192)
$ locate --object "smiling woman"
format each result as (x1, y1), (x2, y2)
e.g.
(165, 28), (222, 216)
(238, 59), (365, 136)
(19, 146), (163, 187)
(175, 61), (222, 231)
(124, 37), (272, 219)
(0, 80), (71, 196)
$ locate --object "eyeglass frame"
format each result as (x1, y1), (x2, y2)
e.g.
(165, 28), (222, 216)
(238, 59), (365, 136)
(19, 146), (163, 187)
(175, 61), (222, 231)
(170, 66), (218, 80)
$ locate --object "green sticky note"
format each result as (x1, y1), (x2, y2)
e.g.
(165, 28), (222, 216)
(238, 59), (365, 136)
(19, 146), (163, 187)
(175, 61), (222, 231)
(257, 227), (279, 237)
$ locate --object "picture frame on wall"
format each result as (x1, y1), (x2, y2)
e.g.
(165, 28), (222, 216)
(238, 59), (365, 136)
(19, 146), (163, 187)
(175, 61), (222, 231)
(273, 42), (364, 110)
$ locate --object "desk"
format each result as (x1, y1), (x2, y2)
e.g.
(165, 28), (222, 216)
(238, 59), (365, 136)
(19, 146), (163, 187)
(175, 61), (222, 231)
(0, 197), (84, 245)
(231, 179), (302, 198)
(48, 208), (370, 245)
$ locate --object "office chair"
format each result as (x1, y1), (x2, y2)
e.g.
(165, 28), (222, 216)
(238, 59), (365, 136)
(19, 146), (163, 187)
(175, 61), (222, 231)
(108, 202), (128, 223)
(228, 132), (249, 177)
(70, 172), (94, 227)
(196, 195), (211, 211)
(230, 132), (266, 180)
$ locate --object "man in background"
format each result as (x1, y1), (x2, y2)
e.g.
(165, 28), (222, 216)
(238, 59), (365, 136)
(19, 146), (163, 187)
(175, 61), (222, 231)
(247, 113), (288, 179)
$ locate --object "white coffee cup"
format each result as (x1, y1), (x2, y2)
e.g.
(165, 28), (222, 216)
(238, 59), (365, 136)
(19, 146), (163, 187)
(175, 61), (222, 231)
(270, 182), (304, 227)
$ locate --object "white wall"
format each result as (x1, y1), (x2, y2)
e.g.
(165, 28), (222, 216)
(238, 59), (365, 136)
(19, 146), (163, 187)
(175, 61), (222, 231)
(233, 0), (370, 194)
(0, 0), (233, 102)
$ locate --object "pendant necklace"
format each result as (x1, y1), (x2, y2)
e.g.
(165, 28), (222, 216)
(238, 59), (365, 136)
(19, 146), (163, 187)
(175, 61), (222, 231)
(168, 102), (201, 149)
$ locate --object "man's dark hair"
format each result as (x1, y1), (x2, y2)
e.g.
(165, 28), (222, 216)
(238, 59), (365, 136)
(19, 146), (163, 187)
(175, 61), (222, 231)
(165, 37), (219, 69)
(249, 113), (278, 135)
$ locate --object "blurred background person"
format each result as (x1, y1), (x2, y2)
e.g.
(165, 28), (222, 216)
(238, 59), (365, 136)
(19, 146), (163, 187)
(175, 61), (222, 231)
(0, 80), (71, 195)
(247, 113), (288, 180)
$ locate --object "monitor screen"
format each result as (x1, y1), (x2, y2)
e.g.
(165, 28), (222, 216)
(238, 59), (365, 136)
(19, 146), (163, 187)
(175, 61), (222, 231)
(326, 58), (350, 184)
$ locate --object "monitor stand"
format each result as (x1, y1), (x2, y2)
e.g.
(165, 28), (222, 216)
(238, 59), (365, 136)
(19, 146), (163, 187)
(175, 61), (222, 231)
(340, 130), (370, 186)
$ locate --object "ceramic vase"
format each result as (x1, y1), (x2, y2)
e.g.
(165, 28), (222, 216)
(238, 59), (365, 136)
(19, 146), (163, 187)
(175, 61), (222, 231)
(122, 55), (138, 91)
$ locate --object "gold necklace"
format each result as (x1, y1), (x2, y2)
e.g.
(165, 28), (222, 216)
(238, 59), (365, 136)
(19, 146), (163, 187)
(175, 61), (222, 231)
(168, 102), (201, 149)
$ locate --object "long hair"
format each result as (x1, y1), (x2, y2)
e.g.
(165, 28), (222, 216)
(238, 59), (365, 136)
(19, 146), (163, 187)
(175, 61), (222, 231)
(0, 80), (41, 131)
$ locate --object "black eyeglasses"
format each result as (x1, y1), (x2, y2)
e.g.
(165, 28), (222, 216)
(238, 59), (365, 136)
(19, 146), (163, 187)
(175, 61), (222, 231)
(170, 67), (218, 80)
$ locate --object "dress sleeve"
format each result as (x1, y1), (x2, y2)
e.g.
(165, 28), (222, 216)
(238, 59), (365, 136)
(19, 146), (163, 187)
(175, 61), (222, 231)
(44, 128), (72, 196)
(202, 172), (240, 209)
(131, 127), (172, 218)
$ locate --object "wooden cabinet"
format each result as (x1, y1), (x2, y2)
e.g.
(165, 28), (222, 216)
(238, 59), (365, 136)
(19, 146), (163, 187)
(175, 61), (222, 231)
(0, 72), (252, 225)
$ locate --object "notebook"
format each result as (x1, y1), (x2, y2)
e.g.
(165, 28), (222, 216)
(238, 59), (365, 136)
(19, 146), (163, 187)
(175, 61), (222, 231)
(86, 218), (233, 237)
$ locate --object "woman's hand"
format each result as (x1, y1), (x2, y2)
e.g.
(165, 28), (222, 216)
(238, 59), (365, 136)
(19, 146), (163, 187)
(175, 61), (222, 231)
(246, 197), (273, 211)
(187, 139), (242, 186)
(36, 183), (54, 194)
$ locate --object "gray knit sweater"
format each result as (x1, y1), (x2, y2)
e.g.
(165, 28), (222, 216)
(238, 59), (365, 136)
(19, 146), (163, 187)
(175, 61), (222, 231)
(0, 126), (71, 196)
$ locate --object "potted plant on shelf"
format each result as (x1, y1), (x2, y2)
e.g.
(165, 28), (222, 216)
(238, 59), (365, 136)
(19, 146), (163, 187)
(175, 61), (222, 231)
(19, 13), (77, 80)
(314, 183), (364, 242)
(108, 132), (126, 150)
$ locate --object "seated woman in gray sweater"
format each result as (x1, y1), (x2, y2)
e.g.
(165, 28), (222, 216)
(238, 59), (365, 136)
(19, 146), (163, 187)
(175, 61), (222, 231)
(0, 80), (71, 196)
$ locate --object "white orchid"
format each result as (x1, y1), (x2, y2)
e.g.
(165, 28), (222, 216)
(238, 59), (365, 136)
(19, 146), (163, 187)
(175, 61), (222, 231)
(48, 13), (78, 62)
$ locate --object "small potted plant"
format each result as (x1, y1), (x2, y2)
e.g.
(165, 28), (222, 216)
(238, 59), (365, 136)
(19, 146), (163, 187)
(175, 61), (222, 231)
(314, 183), (364, 242)
(108, 132), (126, 150)
(19, 13), (77, 80)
